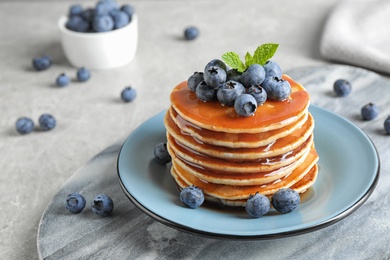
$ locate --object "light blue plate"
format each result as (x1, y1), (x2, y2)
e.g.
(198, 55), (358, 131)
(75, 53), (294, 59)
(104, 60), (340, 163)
(117, 105), (379, 239)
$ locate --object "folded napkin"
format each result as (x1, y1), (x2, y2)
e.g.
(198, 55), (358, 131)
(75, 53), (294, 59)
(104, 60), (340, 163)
(320, 0), (390, 74)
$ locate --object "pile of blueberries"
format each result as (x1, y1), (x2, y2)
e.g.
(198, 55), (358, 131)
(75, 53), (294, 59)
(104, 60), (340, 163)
(187, 59), (291, 117)
(65, 0), (135, 33)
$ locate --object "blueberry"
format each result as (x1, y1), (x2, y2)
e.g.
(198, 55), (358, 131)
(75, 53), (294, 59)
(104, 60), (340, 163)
(203, 66), (227, 89)
(92, 14), (114, 32)
(261, 76), (291, 101)
(65, 193), (86, 213)
(77, 67), (91, 82)
(217, 80), (245, 106)
(184, 26), (199, 40)
(195, 81), (216, 102)
(263, 60), (282, 78)
(247, 84), (267, 105)
(154, 142), (171, 164)
(65, 15), (90, 32)
(69, 4), (84, 17)
(39, 114), (56, 131)
(226, 69), (242, 82)
(361, 103), (379, 120)
(384, 116), (390, 134)
(91, 194), (114, 217)
(240, 64), (266, 88)
(245, 192), (270, 218)
(82, 8), (95, 23)
(121, 87), (137, 102)
(110, 10), (129, 29)
(120, 4), (135, 21)
(333, 79), (351, 97)
(32, 55), (52, 71)
(180, 185), (204, 209)
(205, 59), (228, 73)
(187, 72), (204, 92)
(95, 0), (119, 16)
(234, 94), (257, 117)
(271, 188), (300, 214)
(15, 117), (34, 135)
(56, 73), (70, 87)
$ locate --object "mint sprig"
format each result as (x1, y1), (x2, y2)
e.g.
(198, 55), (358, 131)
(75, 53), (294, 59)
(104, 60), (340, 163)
(222, 43), (279, 73)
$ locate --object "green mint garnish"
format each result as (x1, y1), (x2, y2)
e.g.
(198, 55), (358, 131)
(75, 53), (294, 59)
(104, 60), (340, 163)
(222, 43), (279, 72)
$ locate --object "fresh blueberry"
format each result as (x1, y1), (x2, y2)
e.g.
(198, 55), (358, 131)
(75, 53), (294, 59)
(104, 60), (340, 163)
(91, 194), (114, 217)
(234, 94), (257, 117)
(110, 10), (129, 29)
(15, 117), (34, 135)
(187, 72), (204, 92)
(184, 26), (199, 40)
(39, 114), (56, 131)
(66, 15), (90, 32)
(245, 192), (270, 218)
(81, 8), (95, 23)
(203, 66), (226, 89)
(65, 193), (86, 213)
(92, 14), (114, 32)
(261, 76), (291, 101)
(195, 81), (216, 102)
(226, 69), (242, 82)
(77, 67), (91, 82)
(95, 0), (119, 16)
(205, 59), (228, 73)
(247, 84), (267, 105)
(154, 142), (171, 164)
(333, 79), (351, 97)
(384, 116), (390, 134)
(121, 4), (135, 21)
(69, 4), (84, 17)
(263, 60), (282, 78)
(271, 188), (300, 214)
(217, 80), (245, 106)
(180, 185), (204, 209)
(56, 73), (70, 87)
(121, 87), (137, 102)
(240, 64), (266, 88)
(361, 103), (379, 120)
(32, 55), (52, 71)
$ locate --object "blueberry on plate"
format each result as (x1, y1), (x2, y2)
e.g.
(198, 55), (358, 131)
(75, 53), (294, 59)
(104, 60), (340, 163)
(261, 76), (291, 101)
(76, 67), (91, 82)
(32, 55), (52, 71)
(154, 142), (171, 164)
(56, 73), (70, 87)
(271, 188), (300, 214)
(92, 14), (114, 32)
(247, 84), (267, 105)
(184, 26), (199, 40)
(15, 117), (34, 135)
(180, 185), (204, 209)
(91, 194), (114, 217)
(203, 66), (227, 89)
(65, 193), (86, 213)
(263, 60), (282, 78)
(217, 80), (245, 106)
(245, 192), (270, 218)
(39, 114), (56, 131)
(187, 72), (204, 92)
(333, 79), (351, 97)
(234, 93), (257, 117)
(196, 81), (216, 102)
(121, 87), (137, 102)
(361, 103), (379, 120)
(110, 10), (129, 29)
(66, 16), (90, 32)
(384, 116), (390, 134)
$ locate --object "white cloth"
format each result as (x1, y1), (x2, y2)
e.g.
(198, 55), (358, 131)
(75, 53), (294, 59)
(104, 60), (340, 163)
(320, 0), (390, 74)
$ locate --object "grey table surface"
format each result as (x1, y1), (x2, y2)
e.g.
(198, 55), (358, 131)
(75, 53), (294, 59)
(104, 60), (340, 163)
(1, 0), (389, 259)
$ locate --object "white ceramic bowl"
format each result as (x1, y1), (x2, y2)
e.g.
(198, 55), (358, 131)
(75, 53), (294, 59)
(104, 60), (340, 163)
(58, 14), (138, 70)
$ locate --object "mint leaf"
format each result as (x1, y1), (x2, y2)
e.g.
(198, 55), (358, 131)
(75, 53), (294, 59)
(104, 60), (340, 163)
(222, 52), (246, 73)
(245, 52), (254, 67)
(253, 43), (279, 66)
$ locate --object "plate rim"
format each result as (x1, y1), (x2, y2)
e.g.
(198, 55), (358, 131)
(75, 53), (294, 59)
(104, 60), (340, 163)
(116, 105), (380, 240)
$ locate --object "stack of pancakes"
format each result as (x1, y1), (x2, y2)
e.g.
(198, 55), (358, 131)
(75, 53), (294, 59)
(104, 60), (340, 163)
(165, 75), (319, 207)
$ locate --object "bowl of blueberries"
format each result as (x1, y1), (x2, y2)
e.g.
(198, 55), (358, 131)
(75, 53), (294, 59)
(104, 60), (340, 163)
(58, 0), (137, 70)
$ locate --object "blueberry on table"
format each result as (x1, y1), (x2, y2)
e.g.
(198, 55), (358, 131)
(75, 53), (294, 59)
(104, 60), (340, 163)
(15, 117), (34, 135)
(92, 14), (114, 32)
(263, 60), (282, 78)
(56, 73), (70, 87)
(65, 193), (86, 213)
(76, 67), (91, 82)
(187, 72), (204, 92)
(333, 79), (352, 97)
(217, 80), (245, 106)
(271, 188), (300, 214)
(110, 10), (129, 29)
(39, 114), (56, 131)
(234, 94), (257, 117)
(384, 116), (390, 134)
(32, 55), (52, 71)
(195, 81), (216, 102)
(91, 194), (114, 217)
(121, 87), (137, 102)
(180, 186), (204, 209)
(361, 103), (379, 120)
(154, 142), (171, 164)
(240, 64), (266, 88)
(245, 192), (270, 218)
(66, 16), (90, 32)
(184, 26), (199, 40)
(247, 84), (267, 105)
